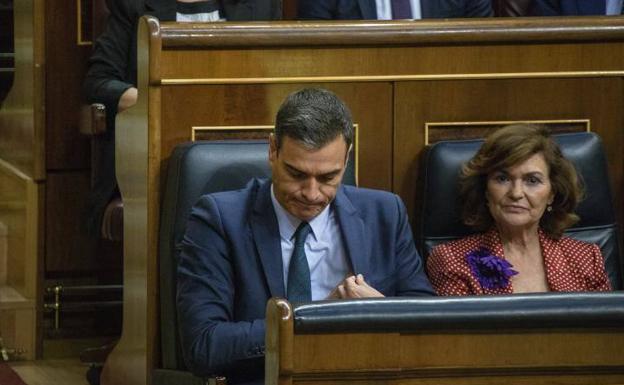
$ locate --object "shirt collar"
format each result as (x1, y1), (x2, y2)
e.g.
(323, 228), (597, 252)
(270, 184), (331, 242)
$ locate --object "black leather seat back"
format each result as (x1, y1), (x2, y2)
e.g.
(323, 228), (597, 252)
(159, 140), (356, 372)
(417, 132), (622, 290)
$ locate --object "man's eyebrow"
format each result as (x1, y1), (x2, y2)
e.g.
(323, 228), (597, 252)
(284, 162), (304, 174)
(283, 162), (343, 177)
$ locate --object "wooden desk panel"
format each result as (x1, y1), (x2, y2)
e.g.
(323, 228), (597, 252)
(160, 83), (392, 190)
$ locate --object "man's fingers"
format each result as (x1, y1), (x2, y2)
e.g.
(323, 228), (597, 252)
(337, 284), (347, 299)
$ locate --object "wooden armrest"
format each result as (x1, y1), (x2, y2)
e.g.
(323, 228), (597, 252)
(80, 103), (107, 136)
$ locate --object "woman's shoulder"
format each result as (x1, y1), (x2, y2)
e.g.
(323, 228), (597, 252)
(432, 233), (486, 253)
(429, 233), (487, 267)
(551, 235), (600, 254)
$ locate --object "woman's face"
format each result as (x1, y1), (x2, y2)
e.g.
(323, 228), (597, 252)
(486, 152), (555, 233)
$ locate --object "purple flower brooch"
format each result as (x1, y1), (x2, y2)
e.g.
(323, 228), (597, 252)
(466, 248), (518, 290)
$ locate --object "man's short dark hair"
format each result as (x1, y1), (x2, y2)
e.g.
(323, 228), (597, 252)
(274, 88), (353, 150)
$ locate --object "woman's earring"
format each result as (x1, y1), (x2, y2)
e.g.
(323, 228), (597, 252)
(547, 205), (553, 212)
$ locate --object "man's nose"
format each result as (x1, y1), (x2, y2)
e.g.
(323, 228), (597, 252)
(301, 177), (321, 201)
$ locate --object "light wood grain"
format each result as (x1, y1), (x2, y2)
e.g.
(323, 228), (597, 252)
(9, 358), (89, 385)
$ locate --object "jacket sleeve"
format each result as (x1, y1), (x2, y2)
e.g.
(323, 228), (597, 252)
(393, 195), (436, 296)
(297, 0), (337, 19)
(465, 0), (494, 16)
(176, 195), (266, 377)
(426, 244), (473, 296)
(529, 0), (561, 15)
(82, 0), (139, 131)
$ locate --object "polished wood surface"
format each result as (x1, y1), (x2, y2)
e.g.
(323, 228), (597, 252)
(45, 172), (122, 274)
(266, 299), (624, 385)
(44, 0), (91, 170)
(0, 1), (44, 360)
(0, 0), (123, 360)
(0, 160), (43, 360)
(10, 358), (89, 385)
(158, 17), (624, 47)
(0, 0), (45, 180)
(109, 16), (624, 385)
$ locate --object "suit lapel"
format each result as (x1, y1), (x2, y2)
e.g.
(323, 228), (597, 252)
(250, 181), (286, 298)
(333, 186), (370, 278)
(145, 0), (177, 21)
(358, 0), (378, 19)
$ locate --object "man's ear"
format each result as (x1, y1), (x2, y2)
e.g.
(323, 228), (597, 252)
(344, 143), (353, 166)
(269, 134), (277, 161)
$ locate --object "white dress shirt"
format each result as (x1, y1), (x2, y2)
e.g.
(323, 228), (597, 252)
(607, 0), (624, 15)
(176, 10), (222, 22)
(271, 185), (350, 301)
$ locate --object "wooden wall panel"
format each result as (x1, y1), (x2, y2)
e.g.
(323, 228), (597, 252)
(160, 83), (393, 190)
(158, 42), (624, 81)
(0, 162), (42, 359)
(0, 0), (45, 180)
(0, 308), (36, 359)
(0, 0), (14, 106)
(44, 0), (91, 170)
(44, 171), (122, 275)
(394, 77), (624, 228)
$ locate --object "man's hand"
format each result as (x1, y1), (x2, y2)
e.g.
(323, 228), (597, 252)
(117, 87), (138, 112)
(326, 274), (385, 299)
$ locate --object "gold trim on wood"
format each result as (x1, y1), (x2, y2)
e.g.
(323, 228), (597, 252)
(191, 124), (360, 186)
(424, 119), (590, 145)
(0, 158), (34, 182)
(191, 125), (274, 141)
(76, 0), (92, 46)
(161, 71), (624, 86)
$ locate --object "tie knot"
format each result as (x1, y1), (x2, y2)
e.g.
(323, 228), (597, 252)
(294, 221), (312, 244)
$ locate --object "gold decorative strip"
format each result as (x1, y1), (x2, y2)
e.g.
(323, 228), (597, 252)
(192, 124), (360, 186)
(0, 158), (34, 182)
(425, 119), (590, 145)
(161, 71), (624, 86)
(76, 0), (93, 46)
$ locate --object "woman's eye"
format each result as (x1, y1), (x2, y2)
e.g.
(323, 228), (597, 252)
(494, 174), (508, 183)
(526, 176), (541, 185)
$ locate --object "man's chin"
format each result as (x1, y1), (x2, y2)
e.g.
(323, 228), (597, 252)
(290, 205), (323, 221)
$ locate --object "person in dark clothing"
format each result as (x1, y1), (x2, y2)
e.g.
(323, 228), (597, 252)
(82, 0), (281, 236)
(297, 0), (493, 20)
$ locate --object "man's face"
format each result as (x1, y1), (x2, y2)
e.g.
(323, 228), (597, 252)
(269, 134), (349, 221)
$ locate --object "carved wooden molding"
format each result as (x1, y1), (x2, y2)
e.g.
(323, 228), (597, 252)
(425, 119), (590, 145)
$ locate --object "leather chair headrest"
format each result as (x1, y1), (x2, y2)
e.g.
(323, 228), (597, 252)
(417, 132), (622, 289)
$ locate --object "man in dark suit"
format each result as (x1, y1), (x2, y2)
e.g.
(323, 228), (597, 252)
(82, 0), (281, 237)
(298, 0), (493, 20)
(531, 0), (623, 15)
(176, 88), (434, 385)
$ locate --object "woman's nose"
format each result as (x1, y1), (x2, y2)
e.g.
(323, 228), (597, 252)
(508, 181), (524, 199)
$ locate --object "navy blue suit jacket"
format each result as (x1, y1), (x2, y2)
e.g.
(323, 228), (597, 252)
(177, 178), (433, 384)
(531, 0), (623, 15)
(298, 0), (493, 19)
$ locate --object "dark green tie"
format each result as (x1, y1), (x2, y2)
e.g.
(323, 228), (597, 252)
(287, 222), (312, 302)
